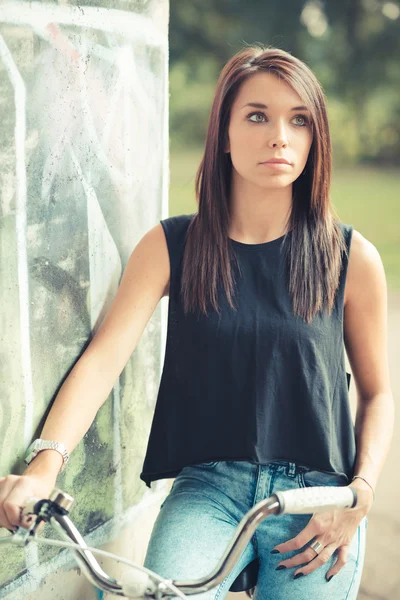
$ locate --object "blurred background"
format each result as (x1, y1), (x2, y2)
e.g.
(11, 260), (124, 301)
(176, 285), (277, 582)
(166, 2), (400, 600)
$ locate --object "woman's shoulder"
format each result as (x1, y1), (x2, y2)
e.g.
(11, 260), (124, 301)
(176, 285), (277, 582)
(336, 222), (380, 262)
(348, 229), (381, 265)
(344, 228), (386, 305)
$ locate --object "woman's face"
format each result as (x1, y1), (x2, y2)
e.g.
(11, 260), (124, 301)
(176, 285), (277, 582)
(225, 72), (314, 190)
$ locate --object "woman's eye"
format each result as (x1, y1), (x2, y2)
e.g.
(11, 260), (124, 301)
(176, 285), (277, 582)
(247, 112), (309, 126)
(248, 112), (266, 123)
(293, 115), (309, 127)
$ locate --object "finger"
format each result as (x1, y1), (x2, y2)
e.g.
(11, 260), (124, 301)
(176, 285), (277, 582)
(4, 485), (35, 530)
(3, 503), (38, 531)
(0, 476), (20, 530)
(293, 543), (337, 578)
(0, 498), (17, 531)
(276, 543), (325, 569)
(0, 508), (17, 532)
(272, 521), (318, 555)
(326, 545), (350, 581)
(3, 501), (23, 530)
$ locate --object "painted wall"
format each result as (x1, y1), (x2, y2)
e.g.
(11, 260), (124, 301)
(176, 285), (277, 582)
(0, 0), (169, 596)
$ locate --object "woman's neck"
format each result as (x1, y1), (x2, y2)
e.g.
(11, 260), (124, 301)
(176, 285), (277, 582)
(228, 181), (292, 244)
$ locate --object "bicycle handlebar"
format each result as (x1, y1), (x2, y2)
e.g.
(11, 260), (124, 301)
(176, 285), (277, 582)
(275, 485), (357, 515)
(4, 485), (357, 599)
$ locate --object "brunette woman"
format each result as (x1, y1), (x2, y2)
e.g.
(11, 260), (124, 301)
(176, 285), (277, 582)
(0, 46), (393, 600)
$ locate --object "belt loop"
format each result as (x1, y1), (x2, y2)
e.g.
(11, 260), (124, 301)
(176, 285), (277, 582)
(287, 462), (296, 478)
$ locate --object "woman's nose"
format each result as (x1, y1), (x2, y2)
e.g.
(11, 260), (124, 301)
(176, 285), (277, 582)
(268, 121), (289, 148)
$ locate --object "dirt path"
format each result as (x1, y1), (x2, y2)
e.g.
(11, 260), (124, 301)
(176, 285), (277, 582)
(358, 292), (400, 600)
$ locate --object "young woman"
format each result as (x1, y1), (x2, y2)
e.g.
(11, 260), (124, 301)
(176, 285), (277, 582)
(0, 46), (394, 599)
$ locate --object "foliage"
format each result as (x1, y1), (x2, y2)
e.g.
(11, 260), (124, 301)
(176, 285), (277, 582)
(169, 0), (400, 165)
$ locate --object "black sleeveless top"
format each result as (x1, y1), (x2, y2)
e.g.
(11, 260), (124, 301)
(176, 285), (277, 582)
(140, 214), (356, 488)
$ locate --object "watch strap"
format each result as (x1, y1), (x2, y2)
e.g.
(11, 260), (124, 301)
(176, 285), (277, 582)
(25, 439), (70, 473)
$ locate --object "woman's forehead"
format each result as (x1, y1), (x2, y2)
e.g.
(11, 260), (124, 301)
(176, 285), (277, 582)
(233, 72), (305, 111)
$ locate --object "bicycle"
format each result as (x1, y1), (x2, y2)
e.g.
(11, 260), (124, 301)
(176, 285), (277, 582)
(0, 485), (358, 599)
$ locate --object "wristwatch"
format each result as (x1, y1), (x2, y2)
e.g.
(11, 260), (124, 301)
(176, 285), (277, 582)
(24, 439), (70, 473)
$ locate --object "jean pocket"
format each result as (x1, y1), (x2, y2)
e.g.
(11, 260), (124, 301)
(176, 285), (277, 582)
(299, 467), (349, 488)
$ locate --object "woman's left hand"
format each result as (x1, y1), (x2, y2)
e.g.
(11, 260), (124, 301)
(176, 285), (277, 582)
(271, 482), (373, 581)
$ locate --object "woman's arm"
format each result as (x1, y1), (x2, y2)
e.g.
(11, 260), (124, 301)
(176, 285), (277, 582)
(343, 229), (395, 496)
(33, 223), (170, 466)
(270, 228), (395, 580)
(0, 223), (170, 530)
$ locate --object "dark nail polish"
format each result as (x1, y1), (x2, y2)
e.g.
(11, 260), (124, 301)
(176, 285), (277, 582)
(275, 565), (287, 571)
(327, 575), (334, 582)
(270, 549), (280, 554)
(294, 573), (304, 580)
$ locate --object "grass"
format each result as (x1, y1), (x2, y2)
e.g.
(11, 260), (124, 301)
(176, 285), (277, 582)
(168, 146), (400, 291)
(331, 166), (399, 291)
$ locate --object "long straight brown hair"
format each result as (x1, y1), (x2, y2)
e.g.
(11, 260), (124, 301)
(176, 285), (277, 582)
(181, 45), (347, 324)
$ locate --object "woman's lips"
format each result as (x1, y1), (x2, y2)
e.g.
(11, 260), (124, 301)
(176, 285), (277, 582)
(260, 162), (292, 169)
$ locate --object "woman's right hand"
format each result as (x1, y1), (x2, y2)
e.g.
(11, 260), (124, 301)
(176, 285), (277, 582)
(0, 473), (56, 531)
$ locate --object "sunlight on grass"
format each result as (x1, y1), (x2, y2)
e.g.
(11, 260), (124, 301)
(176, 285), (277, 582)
(331, 166), (399, 289)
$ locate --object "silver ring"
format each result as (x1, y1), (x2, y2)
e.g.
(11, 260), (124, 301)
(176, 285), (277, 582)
(309, 540), (324, 555)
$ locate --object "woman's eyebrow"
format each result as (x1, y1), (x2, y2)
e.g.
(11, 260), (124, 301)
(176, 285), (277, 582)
(241, 102), (310, 111)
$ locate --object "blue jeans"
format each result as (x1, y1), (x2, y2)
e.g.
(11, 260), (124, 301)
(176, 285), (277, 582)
(143, 460), (367, 600)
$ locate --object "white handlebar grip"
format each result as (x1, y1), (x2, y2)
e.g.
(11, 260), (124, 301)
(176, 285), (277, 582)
(274, 486), (357, 515)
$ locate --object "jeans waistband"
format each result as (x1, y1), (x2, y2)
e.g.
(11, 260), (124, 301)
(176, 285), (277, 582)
(258, 460), (299, 479)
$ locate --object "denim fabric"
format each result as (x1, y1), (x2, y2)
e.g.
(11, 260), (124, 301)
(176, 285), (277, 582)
(143, 460), (367, 600)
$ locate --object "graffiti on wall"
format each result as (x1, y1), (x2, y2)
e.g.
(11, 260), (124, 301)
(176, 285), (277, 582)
(0, 0), (168, 595)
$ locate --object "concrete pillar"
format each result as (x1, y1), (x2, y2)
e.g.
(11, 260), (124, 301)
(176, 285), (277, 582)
(0, 1), (169, 597)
